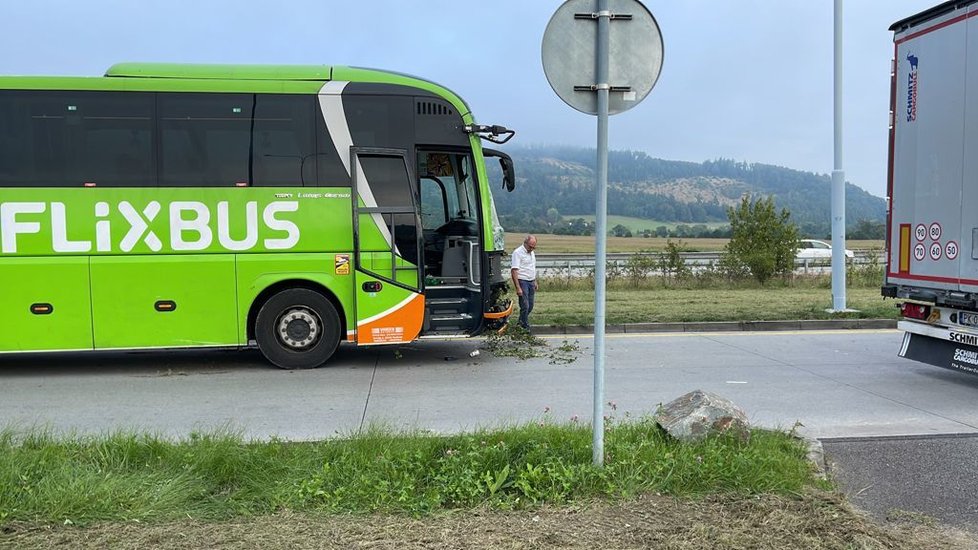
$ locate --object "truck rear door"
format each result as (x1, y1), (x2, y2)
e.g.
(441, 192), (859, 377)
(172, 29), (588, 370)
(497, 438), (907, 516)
(889, 8), (970, 293)
(960, 8), (978, 293)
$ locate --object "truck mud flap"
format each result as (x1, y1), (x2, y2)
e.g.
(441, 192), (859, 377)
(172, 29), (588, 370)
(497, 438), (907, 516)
(899, 332), (978, 376)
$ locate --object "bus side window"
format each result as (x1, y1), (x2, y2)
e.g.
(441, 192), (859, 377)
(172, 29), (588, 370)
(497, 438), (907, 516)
(0, 91), (156, 188)
(251, 95), (316, 187)
(80, 92), (155, 187)
(420, 176), (448, 230)
(359, 154), (419, 266)
(159, 93), (252, 187)
(315, 103), (351, 188)
(0, 91), (54, 187)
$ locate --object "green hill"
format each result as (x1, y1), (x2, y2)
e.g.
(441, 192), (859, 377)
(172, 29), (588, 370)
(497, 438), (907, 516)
(493, 146), (885, 238)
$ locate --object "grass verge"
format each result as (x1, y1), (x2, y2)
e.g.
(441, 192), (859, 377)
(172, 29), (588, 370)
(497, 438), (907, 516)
(0, 421), (819, 526)
(533, 286), (895, 326)
(4, 426), (974, 549)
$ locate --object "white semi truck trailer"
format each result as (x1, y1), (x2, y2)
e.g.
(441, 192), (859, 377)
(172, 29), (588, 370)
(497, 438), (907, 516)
(884, 0), (978, 375)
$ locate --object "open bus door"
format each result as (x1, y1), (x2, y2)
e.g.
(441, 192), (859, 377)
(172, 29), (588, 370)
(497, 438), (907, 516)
(417, 150), (486, 336)
(350, 148), (425, 345)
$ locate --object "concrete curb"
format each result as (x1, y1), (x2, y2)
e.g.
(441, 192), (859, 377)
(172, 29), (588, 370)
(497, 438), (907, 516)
(804, 438), (828, 480)
(532, 318), (897, 335)
(790, 425), (828, 480)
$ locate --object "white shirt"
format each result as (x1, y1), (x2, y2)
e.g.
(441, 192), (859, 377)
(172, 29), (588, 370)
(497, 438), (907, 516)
(511, 244), (536, 281)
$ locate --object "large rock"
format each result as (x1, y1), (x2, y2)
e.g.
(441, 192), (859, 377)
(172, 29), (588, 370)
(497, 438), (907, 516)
(654, 390), (750, 443)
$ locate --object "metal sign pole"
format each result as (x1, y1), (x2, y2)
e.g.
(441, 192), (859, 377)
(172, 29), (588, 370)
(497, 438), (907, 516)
(831, 0), (848, 311)
(592, 0), (610, 468)
(541, 0), (662, 469)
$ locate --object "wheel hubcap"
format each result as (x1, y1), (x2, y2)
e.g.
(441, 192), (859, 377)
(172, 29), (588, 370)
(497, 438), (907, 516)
(276, 308), (320, 350)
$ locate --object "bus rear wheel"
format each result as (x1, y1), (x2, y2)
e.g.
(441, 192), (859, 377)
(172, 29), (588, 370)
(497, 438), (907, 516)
(255, 289), (341, 369)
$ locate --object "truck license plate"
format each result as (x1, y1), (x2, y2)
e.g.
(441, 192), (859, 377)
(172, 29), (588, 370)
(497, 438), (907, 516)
(960, 312), (978, 327)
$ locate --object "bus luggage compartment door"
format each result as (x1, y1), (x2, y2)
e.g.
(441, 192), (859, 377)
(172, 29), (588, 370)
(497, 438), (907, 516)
(90, 255), (238, 349)
(0, 257), (94, 351)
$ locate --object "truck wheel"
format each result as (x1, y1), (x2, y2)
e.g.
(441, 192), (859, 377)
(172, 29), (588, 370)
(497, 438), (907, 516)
(255, 289), (341, 369)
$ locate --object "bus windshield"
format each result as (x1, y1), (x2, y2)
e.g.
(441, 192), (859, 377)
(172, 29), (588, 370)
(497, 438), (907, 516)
(419, 151), (478, 234)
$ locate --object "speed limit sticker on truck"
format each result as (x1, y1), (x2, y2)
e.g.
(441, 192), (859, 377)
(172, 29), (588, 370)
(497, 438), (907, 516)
(945, 241), (959, 260)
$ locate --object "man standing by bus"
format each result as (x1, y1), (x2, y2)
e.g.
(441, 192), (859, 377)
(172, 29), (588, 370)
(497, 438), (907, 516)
(511, 235), (538, 332)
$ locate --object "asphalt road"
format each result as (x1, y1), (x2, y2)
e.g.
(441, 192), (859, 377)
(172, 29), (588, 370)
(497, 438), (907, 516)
(823, 433), (978, 534)
(4, 329), (976, 438)
(2, 329), (977, 534)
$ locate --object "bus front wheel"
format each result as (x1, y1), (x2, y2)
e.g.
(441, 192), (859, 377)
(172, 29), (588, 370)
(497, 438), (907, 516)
(255, 289), (341, 369)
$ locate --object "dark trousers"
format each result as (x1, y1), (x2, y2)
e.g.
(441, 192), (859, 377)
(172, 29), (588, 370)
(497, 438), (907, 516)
(518, 279), (535, 330)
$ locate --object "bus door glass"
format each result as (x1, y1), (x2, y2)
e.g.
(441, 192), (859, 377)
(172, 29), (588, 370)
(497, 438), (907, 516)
(418, 151), (481, 286)
(350, 148), (425, 344)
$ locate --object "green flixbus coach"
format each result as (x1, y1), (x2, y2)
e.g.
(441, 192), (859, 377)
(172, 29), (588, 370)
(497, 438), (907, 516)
(0, 63), (516, 368)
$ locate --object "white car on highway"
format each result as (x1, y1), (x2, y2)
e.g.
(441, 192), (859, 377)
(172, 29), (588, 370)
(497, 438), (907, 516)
(796, 239), (854, 261)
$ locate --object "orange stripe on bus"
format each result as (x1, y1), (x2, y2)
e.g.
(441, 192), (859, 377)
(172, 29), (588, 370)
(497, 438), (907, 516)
(357, 294), (425, 345)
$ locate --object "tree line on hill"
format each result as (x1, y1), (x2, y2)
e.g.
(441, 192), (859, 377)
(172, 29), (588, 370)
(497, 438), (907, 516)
(510, 215), (884, 240)
(492, 146), (886, 239)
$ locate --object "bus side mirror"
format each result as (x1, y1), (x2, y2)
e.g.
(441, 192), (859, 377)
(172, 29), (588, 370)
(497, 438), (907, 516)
(484, 148), (516, 192)
(499, 157), (515, 192)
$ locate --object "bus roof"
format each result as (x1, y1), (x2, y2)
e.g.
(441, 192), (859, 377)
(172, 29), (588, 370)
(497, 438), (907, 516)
(106, 63), (334, 80)
(0, 63), (471, 116)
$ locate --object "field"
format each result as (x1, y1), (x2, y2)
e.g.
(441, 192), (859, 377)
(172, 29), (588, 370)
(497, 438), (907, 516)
(566, 214), (729, 233)
(504, 233), (885, 254)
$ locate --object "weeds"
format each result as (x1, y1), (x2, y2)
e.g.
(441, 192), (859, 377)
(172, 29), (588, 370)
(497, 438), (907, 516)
(847, 248), (886, 288)
(0, 421), (818, 524)
(538, 249), (886, 292)
(655, 239), (693, 282)
(533, 286), (894, 326)
(528, 256), (893, 326)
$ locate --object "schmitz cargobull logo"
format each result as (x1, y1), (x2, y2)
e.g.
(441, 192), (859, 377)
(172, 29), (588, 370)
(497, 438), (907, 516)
(0, 200), (300, 254)
(906, 52), (918, 122)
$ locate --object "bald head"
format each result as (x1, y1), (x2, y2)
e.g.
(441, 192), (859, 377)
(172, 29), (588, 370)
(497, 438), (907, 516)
(524, 235), (537, 252)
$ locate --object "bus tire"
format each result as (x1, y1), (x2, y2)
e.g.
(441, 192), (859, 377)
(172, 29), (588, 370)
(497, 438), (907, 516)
(255, 289), (341, 369)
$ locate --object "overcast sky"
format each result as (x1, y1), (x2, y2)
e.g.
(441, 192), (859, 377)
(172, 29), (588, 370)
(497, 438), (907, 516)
(0, 0), (942, 198)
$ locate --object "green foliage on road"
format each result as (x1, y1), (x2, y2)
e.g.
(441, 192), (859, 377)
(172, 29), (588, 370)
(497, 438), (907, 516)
(0, 421), (819, 525)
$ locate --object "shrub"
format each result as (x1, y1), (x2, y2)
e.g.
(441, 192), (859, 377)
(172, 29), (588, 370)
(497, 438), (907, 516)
(723, 196), (799, 284)
(656, 240), (692, 282)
